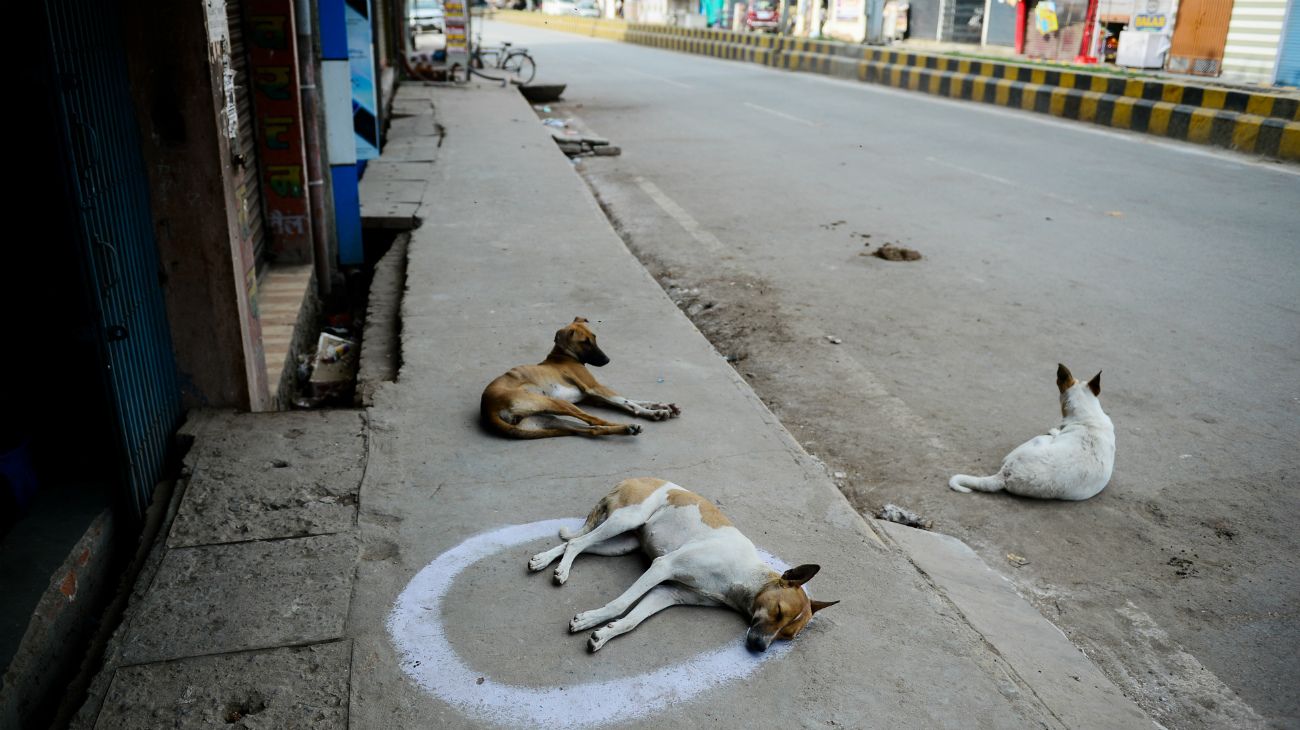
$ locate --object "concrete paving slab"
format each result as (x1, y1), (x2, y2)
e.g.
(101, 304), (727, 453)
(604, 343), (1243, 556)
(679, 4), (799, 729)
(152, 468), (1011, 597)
(382, 138), (440, 163)
(364, 160), (434, 182)
(94, 641), (349, 730)
(361, 178), (427, 204)
(168, 411), (365, 548)
(346, 83), (1152, 729)
(361, 201), (421, 229)
(388, 114), (440, 139)
(120, 533), (357, 665)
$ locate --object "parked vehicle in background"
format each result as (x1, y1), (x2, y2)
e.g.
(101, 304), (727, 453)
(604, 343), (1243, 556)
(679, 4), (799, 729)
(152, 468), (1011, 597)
(408, 0), (445, 33)
(574, 0), (602, 16)
(745, 0), (779, 31)
(543, 0), (578, 14)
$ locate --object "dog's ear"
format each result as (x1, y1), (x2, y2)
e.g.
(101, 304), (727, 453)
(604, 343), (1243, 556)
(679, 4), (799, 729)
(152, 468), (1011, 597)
(781, 564), (820, 586)
(1087, 371), (1102, 397)
(572, 316), (589, 324)
(1056, 363), (1076, 393)
(811, 599), (839, 614)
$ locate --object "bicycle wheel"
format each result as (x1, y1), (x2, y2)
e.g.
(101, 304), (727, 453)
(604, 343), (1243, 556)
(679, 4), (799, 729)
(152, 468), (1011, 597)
(502, 51), (536, 85)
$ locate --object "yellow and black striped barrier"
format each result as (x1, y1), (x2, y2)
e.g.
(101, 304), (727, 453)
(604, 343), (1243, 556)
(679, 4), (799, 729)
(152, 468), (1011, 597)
(495, 11), (1299, 161)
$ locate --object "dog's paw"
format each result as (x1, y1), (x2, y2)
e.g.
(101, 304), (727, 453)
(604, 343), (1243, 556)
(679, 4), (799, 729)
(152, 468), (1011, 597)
(588, 626), (615, 652)
(668, 403), (681, 417)
(553, 565), (570, 585)
(528, 553), (551, 572)
(646, 408), (672, 421)
(624, 424), (643, 436)
(570, 611), (603, 633)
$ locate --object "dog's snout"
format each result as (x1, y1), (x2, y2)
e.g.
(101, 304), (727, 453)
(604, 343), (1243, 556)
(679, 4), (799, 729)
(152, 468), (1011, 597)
(589, 349), (610, 367)
(745, 628), (773, 653)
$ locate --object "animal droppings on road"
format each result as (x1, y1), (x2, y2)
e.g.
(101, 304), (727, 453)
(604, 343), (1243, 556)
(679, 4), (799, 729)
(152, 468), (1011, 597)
(872, 244), (923, 261)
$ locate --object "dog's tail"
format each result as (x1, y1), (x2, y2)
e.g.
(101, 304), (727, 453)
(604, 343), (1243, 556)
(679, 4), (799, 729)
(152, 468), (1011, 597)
(949, 473), (1005, 494)
(560, 502), (608, 540)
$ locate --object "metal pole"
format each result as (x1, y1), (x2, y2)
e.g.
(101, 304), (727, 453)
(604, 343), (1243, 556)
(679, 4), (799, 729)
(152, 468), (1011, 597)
(298, 0), (336, 294)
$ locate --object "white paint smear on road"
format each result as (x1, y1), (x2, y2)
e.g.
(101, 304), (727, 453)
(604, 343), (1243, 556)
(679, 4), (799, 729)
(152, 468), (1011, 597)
(388, 519), (797, 727)
(924, 156), (1015, 186)
(625, 67), (694, 88)
(743, 101), (818, 126)
(635, 176), (726, 253)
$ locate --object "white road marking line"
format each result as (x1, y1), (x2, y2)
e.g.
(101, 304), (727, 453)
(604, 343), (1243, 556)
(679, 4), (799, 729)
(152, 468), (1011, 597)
(635, 176), (725, 252)
(925, 156), (1014, 186)
(624, 67), (694, 88)
(743, 101), (817, 126)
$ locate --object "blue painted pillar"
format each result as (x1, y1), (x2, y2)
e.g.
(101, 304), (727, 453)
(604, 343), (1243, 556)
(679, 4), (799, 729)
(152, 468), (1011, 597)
(319, 0), (364, 265)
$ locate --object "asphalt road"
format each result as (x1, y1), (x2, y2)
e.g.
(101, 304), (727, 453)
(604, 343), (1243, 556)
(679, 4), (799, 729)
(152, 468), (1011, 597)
(482, 19), (1300, 729)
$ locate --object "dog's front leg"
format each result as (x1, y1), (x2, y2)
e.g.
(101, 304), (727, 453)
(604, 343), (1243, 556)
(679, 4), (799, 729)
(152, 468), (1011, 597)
(583, 384), (681, 421)
(587, 585), (718, 652)
(570, 555), (677, 632)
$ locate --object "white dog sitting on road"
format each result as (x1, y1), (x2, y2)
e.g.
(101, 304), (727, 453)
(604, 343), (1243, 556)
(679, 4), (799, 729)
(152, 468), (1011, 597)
(949, 364), (1115, 501)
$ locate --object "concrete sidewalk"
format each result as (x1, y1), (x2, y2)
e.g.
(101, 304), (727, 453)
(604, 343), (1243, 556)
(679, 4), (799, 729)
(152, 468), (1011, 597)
(348, 83), (1151, 728)
(72, 82), (1154, 729)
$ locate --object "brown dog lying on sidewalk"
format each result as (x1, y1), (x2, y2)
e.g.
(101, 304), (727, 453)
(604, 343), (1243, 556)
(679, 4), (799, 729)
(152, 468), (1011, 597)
(481, 318), (681, 439)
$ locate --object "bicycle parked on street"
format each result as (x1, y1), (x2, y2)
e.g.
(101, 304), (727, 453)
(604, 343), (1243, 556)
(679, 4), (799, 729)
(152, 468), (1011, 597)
(452, 35), (536, 85)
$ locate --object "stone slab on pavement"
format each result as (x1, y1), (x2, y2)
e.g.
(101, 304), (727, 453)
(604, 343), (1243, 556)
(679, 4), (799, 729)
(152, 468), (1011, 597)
(360, 178), (427, 205)
(93, 641), (350, 730)
(120, 532), (357, 665)
(383, 137), (440, 163)
(363, 160), (434, 182)
(388, 113), (440, 139)
(168, 411), (365, 548)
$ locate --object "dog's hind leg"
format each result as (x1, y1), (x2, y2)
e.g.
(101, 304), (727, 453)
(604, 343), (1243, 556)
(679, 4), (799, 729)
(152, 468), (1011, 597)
(516, 415), (638, 438)
(529, 533), (637, 573)
(528, 542), (567, 572)
(552, 503), (654, 585)
(570, 552), (680, 632)
(584, 533), (640, 556)
(587, 585), (717, 652)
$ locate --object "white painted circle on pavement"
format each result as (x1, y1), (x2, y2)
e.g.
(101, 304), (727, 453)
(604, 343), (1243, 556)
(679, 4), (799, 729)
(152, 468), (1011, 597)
(387, 518), (793, 727)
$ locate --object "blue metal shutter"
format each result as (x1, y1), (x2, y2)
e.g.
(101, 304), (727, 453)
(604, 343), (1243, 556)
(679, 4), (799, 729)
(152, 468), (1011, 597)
(44, 0), (183, 518)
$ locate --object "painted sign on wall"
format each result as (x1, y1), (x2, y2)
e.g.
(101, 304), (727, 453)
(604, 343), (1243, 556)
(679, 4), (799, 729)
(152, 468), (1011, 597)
(835, 0), (864, 23)
(1035, 0), (1060, 34)
(1130, 0), (1171, 30)
(445, 0), (470, 64)
(245, 0), (313, 262)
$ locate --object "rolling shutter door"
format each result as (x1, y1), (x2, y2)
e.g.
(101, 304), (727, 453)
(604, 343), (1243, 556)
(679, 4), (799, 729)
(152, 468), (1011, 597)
(1222, 0), (1286, 82)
